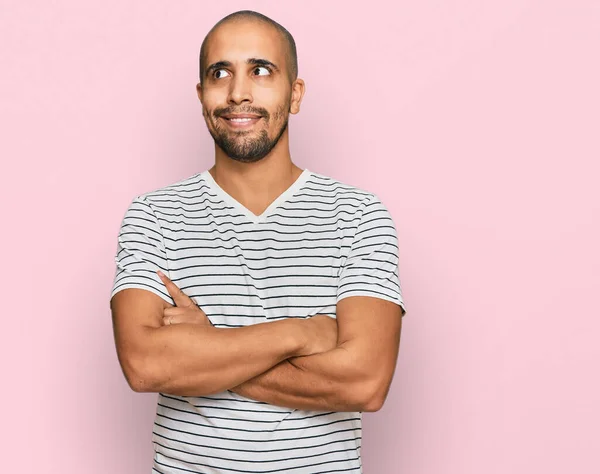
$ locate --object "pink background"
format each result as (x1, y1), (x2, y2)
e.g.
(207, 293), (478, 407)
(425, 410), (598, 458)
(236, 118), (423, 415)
(2, 1), (599, 472)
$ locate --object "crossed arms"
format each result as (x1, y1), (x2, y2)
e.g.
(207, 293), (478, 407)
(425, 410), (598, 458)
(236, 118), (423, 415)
(110, 273), (403, 413)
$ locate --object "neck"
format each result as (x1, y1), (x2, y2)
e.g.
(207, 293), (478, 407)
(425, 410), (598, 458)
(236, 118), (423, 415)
(209, 131), (304, 214)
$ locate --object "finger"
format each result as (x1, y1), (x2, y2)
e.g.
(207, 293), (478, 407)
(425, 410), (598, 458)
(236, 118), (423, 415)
(163, 314), (186, 326)
(164, 306), (210, 323)
(163, 314), (176, 326)
(157, 270), (194, 307)
(163, 307), (186, 317)
(163, 313), (207, 326)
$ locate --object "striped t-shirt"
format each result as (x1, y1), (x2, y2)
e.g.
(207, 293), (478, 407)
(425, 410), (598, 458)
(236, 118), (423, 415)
(111, 168), (406, 474)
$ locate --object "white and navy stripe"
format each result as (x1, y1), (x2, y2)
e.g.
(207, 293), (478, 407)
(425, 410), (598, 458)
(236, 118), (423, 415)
(111, 168), (406, 473)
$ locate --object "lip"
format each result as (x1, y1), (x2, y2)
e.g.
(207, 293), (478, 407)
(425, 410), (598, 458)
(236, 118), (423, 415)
(221, 113), (262, 119)
(220, 114), (262, 129)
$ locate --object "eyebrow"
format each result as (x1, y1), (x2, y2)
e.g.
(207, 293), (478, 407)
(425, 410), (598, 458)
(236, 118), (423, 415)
(205, 58), (280, 77)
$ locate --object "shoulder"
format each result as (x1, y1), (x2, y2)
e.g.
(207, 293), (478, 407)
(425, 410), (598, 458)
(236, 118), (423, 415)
(305, 170), (387, 211)
(305, 171), (399, 239)
(130, 171), (209, 206)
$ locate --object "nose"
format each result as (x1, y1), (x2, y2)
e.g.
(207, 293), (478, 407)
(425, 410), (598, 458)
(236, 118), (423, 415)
(227, 73), (253, 105)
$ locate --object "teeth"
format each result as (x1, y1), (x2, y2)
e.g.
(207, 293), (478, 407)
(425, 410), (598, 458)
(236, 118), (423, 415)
(230, 118), (253, 122)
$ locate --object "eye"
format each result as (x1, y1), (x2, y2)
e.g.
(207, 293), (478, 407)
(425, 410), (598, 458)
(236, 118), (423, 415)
(253, 66), (271, 76)
(213, 69), (230, 79)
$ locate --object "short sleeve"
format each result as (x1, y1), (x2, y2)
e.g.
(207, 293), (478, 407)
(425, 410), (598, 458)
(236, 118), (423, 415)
(110, 196), (175, 305)
(336, 194), (407, 316)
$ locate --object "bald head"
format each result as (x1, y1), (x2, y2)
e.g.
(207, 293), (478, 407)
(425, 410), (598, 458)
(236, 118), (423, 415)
(199, 10), (298, 85)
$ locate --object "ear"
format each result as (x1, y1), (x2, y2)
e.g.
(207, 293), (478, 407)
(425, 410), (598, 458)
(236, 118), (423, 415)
(289, 78), (306, 115)
(196, 82), (203, 102)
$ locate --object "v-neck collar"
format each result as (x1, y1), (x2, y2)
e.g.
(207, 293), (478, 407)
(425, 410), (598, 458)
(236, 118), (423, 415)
(200, 168), (312, 224)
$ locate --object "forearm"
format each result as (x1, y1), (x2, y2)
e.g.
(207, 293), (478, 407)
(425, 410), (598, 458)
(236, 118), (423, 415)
(231, 343), (381, 412)
(134, 319), (306, 397)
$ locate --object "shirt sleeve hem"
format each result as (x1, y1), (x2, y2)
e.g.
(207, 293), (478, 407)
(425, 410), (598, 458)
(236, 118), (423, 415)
(110, 283), (174, 306)
(336, 291), (407, 316)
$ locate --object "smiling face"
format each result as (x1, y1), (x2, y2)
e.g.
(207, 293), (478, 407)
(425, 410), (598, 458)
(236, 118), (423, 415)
(197, 19), (304, 163)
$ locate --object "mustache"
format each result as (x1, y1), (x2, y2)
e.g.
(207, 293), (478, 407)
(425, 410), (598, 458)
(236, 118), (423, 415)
(214, 106), (269, 118)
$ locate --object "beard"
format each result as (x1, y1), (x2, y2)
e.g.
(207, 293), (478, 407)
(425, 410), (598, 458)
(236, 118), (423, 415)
(206, 103), (289, 163)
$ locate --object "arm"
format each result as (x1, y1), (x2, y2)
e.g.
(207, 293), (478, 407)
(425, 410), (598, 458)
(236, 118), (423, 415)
(231, 193), (407, 412)
(111, 288), (336, 397)
(230, 296), (403, 412)
(110, 196), (337, 397)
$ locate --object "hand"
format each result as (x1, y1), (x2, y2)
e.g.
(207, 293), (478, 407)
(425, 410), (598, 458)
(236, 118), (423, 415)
(157, 270), (212, 327)
(297, 315), (338, 357)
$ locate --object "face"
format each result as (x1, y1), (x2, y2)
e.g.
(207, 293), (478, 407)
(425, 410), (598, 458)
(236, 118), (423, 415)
(197, 20), (304, 163)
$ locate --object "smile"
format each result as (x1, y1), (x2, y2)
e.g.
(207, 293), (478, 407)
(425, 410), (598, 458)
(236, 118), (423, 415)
(221, 116), (262, 129)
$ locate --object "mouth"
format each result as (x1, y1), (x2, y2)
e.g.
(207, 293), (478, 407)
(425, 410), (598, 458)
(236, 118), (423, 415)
(219, 114), (263, 130)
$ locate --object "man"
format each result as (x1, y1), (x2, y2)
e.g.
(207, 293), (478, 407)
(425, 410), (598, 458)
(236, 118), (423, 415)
(110, 9), (407, 474)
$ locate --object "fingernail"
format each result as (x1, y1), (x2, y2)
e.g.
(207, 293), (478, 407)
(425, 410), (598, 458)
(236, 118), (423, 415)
(157, 270), (164, 278)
